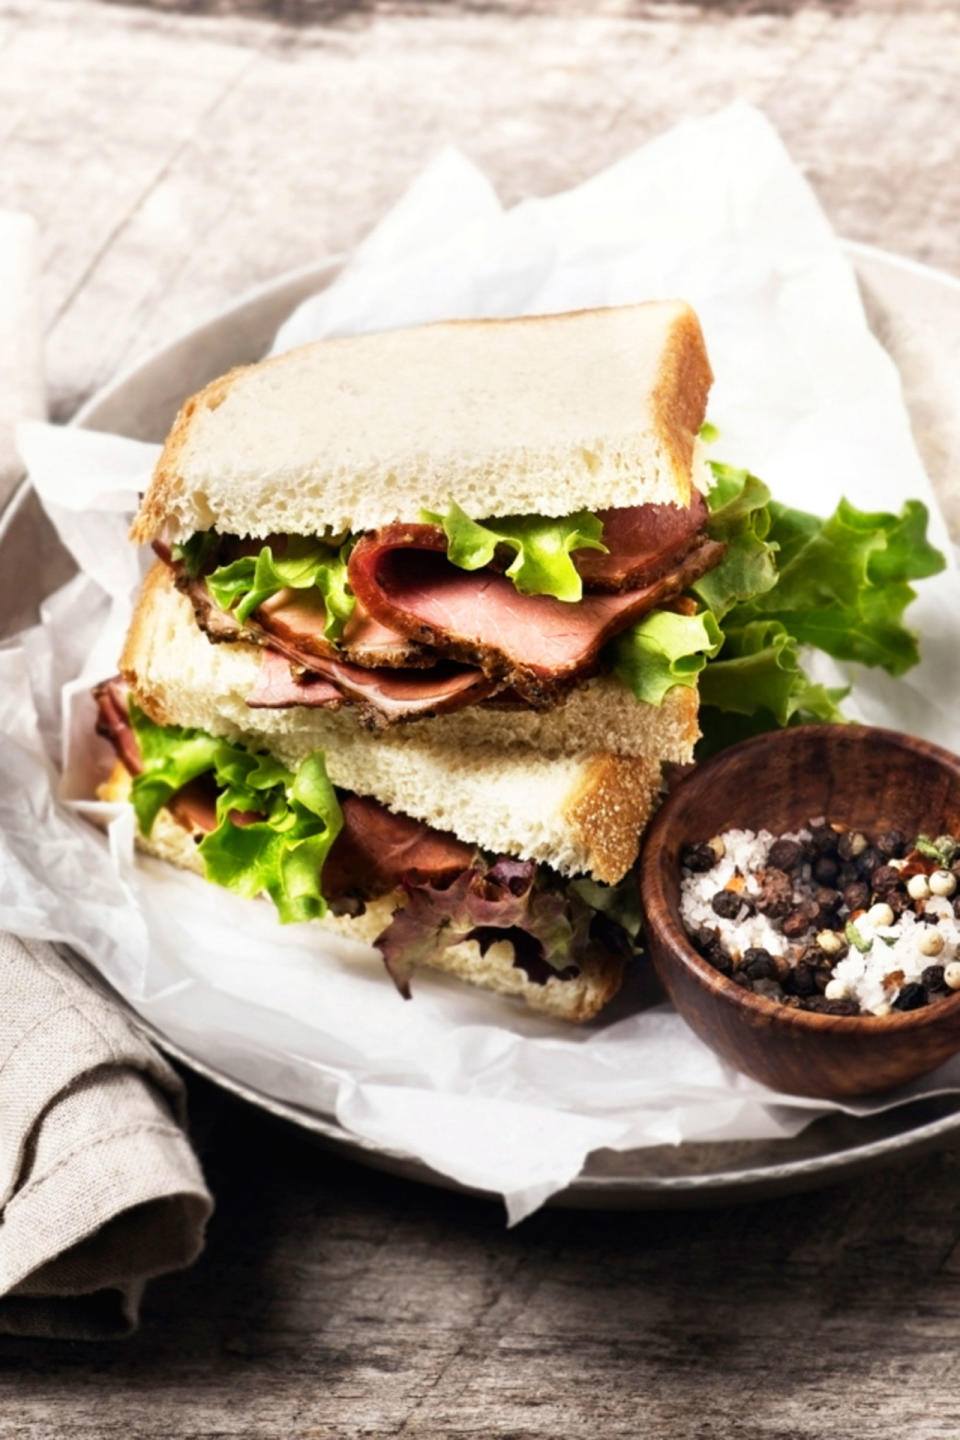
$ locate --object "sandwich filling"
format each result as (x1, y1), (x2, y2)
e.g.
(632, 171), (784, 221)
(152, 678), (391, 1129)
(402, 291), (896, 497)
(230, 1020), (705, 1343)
(145, 464), (946, 757)
(156, 491), (726, 728)
(94, 678), (640, 999)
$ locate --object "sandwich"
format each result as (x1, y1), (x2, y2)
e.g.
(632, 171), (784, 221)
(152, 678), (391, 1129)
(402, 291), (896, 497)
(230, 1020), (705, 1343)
(93, 301), (729, 1021)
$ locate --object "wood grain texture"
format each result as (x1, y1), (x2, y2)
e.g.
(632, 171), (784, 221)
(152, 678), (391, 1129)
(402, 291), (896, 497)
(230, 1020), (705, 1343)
(6, 0), (960, 1431)
(3, 0), (959, 418)
(642, 725), (960, 1097)
(5, 1078), (960, 1438)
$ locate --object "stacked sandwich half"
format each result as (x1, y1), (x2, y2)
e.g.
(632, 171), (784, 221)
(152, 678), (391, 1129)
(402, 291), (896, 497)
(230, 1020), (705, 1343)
(93, 301), (722, 1021)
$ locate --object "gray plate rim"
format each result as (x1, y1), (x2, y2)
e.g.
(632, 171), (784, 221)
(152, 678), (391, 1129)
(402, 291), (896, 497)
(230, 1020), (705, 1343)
(9, 239), (960, 1207)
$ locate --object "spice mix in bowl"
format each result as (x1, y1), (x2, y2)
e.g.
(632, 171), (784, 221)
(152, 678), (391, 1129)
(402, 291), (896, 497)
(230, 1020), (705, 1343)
(640, 724), (960, 1099)
(680, 823), (960, 1017)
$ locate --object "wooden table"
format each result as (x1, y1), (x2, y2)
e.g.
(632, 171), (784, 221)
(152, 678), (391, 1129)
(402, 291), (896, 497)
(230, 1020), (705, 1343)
(5, 1), (960, 1433)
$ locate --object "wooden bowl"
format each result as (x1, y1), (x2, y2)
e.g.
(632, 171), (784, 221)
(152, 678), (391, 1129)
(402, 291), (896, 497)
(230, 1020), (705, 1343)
(640, 724), (960, 1098)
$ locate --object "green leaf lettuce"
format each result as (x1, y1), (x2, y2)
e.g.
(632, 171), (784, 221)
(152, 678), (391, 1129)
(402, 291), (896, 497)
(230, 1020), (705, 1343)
(609, 462), (945, 753)
(206, 537), (356, 642)
(611, 609), (723, 706)
(128, 704), (343, 924)
(421, 501), (606, 603)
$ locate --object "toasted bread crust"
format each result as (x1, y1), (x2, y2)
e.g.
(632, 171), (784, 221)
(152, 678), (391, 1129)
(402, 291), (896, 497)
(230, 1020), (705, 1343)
(130, 366), (246, 544)
(652, 303), (714, 490)
(131, 301), (712, 543)
(562, 752), (663, 885)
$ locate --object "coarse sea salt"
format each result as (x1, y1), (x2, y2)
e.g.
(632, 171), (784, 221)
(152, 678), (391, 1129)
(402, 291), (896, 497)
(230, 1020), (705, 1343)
(833, 897), (960, 1014)
(680, 825), (960, 1015)
(679, 827), (807, 964)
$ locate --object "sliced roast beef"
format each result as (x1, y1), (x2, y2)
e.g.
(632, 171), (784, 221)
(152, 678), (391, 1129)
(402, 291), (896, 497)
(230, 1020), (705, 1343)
(93, 677), (477, 893)
(93, 677), (143, 776)
(348, 525), (725, 704)
(574, 492), (709, 591)
(167, 776), (219, 833)
(245, 646), (498, 728)
(322, 793), (476, 910)
(256, 588), (432, 669)
(245, 650), (345, 710)
(158, 495), (723, 716)
(168, 566), (497, 726)
(160, 547), (430, 671)
(160, 780), (473, 901)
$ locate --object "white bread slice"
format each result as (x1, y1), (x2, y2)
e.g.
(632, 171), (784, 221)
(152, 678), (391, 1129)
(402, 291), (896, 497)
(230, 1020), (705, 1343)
(120, 564), (697, 883)
(98, 761), (624, 1023)
(131, 301), (713, 543)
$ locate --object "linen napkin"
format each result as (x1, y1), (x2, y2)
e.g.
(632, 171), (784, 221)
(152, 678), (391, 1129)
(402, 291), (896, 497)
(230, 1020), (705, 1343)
(0, 936), (212, 1338)
(0, 212), (213, 1338)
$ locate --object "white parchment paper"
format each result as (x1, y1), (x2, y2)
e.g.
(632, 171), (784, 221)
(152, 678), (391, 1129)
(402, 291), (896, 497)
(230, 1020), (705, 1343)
(5, 103), (960, 1220)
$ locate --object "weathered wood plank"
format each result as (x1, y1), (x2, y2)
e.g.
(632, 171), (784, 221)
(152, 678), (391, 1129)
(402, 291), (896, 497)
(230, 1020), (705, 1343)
(2, 1), (959, 417)
(4, 2), (960, 1432)
(4, 1083), (960, 1437)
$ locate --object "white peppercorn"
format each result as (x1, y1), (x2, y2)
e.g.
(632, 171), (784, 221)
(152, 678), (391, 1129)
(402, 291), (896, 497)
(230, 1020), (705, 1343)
(907, 873), (931, 901)
(918, 926), (945, 957)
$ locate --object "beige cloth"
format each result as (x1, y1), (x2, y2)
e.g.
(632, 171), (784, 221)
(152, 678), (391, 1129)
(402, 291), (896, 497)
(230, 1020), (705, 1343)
(0, 211), (211, 1339)
(0, 934), (213, 1338)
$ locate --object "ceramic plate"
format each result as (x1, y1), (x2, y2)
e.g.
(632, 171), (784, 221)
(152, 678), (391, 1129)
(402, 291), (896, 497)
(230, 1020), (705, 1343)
(5, 243), (960, 1207)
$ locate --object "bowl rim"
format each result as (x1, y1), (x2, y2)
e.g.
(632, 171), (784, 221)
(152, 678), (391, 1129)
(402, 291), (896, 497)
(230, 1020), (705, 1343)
(640, 722), (960, 1035)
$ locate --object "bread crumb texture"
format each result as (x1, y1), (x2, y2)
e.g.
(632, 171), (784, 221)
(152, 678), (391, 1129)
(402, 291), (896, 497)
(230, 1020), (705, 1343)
(131, 302), (712, 542)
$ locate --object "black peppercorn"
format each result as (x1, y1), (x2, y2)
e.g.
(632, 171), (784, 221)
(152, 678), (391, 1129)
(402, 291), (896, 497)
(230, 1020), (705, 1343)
(892, 983), (928, 1012)
(790, 961), (818, 997)
(843, 880), (871, 912)
(743, 948), (777, 980)
(921, 965), (947, 992)
(824, 998), (860, 1016)
(781, 907), (814, 938)
(803, 995), (860, 1016)
(768, 838), (804, 871)
(693, 926), (731, 974)
(875, 829), (907, 859)
(870, 865), (902, 896)
(711, 889), (743, 920)
(755, 869), (793, 918)
(812, 855), (839, 885)
(809, 825), (838, 855)
(857, 847), (882, 878)
(814, 887), (842, 922)
(682, 842), (718, 873)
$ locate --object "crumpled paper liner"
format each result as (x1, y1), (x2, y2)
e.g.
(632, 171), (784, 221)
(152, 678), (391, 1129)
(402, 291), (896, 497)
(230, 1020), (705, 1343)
(5, 103), (960, 1221)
